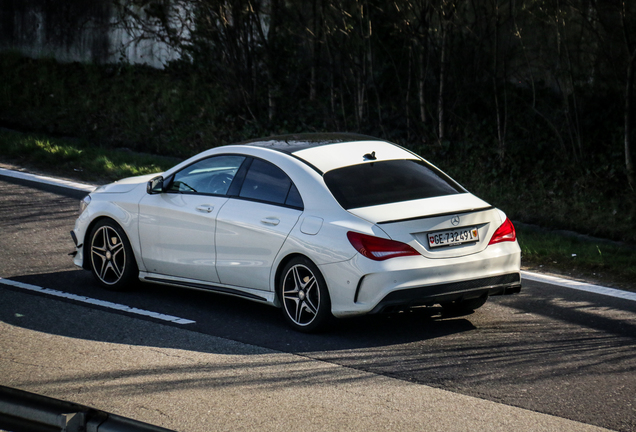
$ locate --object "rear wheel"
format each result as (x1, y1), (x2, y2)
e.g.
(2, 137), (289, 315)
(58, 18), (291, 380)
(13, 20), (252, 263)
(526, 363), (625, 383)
(279, 257), (332, 332)
(88, 219), (137, 291)
(442, 295), (488, 315)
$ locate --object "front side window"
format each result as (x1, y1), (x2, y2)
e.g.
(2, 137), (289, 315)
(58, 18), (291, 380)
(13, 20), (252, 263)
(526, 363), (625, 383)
(239, 159), (303, 208)
(169, 155), (246, 195)
(323, 159), (464, 209)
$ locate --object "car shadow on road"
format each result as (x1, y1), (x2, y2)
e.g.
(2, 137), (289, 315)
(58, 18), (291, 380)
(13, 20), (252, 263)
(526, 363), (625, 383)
(1, 270), (478, 355)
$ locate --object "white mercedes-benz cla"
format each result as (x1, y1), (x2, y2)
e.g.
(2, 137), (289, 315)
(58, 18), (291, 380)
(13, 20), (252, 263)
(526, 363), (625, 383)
(71, 133), (521, 332)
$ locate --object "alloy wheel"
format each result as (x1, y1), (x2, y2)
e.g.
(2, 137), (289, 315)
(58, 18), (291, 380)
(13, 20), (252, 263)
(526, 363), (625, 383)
(282, 263), (321, 327)
(91, 225), (127, 286)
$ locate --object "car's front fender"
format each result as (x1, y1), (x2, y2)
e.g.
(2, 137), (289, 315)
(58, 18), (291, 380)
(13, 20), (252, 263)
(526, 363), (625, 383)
(73, 191), (145, 273)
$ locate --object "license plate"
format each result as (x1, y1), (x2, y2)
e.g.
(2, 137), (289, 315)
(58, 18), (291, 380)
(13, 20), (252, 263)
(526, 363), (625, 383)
(427, 226), (479, 248)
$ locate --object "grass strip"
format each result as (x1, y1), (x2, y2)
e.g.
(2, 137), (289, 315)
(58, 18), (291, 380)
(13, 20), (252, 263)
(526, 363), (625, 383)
(0, 129), (177, 183)
(517, 225), (636, 290)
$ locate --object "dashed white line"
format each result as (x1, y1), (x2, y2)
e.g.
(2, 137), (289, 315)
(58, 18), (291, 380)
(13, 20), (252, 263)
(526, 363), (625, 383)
(522, 271), (636, 302)
(0, 278), (196, 325)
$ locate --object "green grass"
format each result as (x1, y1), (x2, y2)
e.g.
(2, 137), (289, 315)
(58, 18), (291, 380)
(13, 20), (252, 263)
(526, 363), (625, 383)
(0, 129), (177, 183)
(517, 224), (636, 289)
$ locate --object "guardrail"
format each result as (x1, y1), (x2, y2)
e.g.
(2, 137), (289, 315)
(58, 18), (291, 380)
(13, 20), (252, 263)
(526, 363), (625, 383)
(0, 386), (175, 432)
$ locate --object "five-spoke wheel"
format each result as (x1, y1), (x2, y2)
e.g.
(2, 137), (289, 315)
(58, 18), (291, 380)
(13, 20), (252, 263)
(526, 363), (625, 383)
(279, 257), (332, 332)
(89, 219), (136, 290)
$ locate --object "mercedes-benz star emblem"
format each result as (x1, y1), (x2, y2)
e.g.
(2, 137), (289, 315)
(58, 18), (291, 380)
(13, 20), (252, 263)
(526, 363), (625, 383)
(451, 215), (460, 226)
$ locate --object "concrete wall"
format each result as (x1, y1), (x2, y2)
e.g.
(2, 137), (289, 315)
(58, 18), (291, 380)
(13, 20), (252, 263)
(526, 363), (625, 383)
(0, 0), (180, 68)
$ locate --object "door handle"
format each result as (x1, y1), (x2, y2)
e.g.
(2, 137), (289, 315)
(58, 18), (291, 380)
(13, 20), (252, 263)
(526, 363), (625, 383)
(261, 217), (280, 226)
(196, 205), (214, 213)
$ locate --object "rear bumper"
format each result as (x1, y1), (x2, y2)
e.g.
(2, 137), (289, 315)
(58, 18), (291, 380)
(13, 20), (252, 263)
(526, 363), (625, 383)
(321, 241), (521, 318)
(369, 272), (521, 314)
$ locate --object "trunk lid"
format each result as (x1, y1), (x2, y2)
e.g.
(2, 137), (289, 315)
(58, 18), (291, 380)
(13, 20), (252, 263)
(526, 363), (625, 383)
(348, 193), (503, 259)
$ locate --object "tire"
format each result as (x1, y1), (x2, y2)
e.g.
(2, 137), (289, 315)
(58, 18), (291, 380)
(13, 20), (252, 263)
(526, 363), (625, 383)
(442, 294), (488, 315)
(88, 219), (137, 291)
(279, 257), (333, 332)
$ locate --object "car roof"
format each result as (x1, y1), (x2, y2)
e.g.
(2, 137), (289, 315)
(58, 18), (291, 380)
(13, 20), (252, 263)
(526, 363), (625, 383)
(239, 133), (377, 153)
(239, 133), (418, 173)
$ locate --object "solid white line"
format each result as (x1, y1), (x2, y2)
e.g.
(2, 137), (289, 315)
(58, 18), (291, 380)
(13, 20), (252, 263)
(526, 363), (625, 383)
(521, 271), (636, 302)
(0, 168), (97, 193)
(0, 278), (196, 325)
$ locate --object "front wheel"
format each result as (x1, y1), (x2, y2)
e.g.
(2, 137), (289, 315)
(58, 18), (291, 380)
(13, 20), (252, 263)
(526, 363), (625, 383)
(279, 257), (333, 332)
(88, 219), (137, 291)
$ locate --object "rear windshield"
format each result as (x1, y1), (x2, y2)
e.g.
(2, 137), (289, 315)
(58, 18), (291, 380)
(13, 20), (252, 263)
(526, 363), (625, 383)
(323, 159), (464, 209)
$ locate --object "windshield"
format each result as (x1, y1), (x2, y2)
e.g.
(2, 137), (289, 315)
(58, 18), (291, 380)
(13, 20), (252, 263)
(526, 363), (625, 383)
(323, 159), (464, 210)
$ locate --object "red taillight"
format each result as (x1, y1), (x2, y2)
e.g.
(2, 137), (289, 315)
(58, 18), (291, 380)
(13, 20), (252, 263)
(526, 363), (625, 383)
(347, 231), (420, 261)
(488, 218), (516, 245)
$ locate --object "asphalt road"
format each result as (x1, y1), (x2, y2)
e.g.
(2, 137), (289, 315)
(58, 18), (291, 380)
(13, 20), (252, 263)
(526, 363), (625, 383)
(0, 176), (635, 431)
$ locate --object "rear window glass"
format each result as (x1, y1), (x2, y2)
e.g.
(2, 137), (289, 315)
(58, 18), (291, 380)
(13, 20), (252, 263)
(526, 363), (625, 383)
(323, 159), (464, 209)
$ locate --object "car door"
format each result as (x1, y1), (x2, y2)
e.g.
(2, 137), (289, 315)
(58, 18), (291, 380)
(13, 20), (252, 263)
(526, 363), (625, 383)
(138, 154), (246, 283)
(215, 158), (304, 291)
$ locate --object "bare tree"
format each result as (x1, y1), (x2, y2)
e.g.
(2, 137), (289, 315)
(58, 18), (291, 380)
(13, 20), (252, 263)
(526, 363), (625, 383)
(583, 0), (635, 188)
(620, 2), (636, 189)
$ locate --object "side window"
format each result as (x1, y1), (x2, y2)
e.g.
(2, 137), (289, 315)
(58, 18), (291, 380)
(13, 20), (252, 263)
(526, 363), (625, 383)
(285, 184), (303, 208)
(239, 159), (304, 208)
(169, 155), (245, 195)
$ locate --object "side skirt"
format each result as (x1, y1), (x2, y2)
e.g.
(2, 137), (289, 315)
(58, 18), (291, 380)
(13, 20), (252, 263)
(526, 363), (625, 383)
(139, 272), (276, 305)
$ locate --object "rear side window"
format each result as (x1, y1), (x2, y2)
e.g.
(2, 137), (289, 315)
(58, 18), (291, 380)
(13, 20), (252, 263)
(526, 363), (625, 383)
(239, 159), (304, 209)
(323, 159), (464, 209)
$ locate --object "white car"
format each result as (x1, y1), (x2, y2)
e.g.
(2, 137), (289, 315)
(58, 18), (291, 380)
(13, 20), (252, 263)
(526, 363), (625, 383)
(71, 134), (521, 332)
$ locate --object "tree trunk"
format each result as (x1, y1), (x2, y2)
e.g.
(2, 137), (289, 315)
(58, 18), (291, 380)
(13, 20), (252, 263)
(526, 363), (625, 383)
(309, 0), (318, 102)
(622, 1), (635, 190)
(406, 44), (412, 140)
(419, 40), (428, 125)
(438, 24), (447, 144)
(267, 0), (280, 121)
(625, 49), (635, 190)
(493, 4), (505, 162)
(418, 0), (431, 127)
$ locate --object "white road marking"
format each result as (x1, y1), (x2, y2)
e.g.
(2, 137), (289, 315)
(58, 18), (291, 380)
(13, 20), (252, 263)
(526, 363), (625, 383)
(522, 271), (636, 302)
(0, 278), (196, 325)
(0, 167), (97, 192)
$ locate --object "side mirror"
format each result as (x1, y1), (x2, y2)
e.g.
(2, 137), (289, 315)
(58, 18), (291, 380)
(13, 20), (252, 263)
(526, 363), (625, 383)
(147, 176), (164, 194)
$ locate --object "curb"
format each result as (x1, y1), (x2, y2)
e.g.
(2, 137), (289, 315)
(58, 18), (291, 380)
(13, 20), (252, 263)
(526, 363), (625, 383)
(0, 167), (97, 199)
(521, 270), (636, 302)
